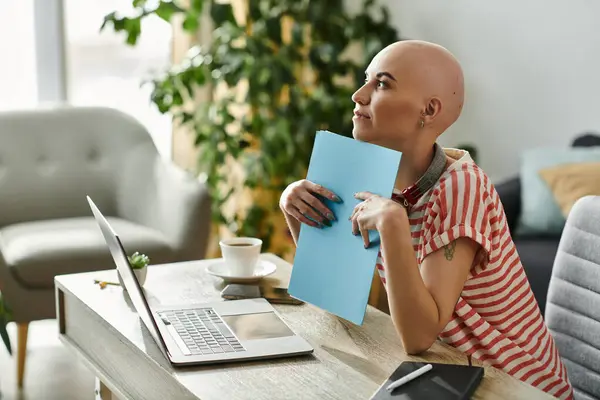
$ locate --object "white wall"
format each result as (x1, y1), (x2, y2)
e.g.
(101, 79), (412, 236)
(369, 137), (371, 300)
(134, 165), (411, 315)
(353, 0), (600, 181)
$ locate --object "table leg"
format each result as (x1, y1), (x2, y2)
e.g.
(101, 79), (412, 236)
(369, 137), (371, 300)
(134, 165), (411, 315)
(94, 377), (116, 400)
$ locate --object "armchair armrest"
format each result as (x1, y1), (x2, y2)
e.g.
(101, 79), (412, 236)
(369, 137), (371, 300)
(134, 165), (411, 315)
(494, 176), (521, 234)
(116, 142), (211, 261)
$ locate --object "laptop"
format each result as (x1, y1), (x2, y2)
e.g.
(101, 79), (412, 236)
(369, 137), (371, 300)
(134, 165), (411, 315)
(87, 196), (314, 366)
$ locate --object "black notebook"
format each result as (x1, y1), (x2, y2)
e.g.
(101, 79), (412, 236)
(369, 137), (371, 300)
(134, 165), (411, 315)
(370, 362), (484, 400)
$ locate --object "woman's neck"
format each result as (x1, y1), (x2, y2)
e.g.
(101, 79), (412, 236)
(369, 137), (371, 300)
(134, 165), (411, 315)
(394, 141), (436, 191)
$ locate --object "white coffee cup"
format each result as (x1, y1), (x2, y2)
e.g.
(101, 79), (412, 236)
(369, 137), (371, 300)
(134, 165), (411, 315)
(219, 237), (263, 277)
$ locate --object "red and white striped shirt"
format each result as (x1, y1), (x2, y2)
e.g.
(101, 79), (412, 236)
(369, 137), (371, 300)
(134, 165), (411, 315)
(377, 148), (573, 399)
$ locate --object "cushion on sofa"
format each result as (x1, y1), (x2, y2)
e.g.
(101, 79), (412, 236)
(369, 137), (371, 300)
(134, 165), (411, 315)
(518, 147), (600, 236)
(539, 161), (600, 218)
(0, 217), (175, 289)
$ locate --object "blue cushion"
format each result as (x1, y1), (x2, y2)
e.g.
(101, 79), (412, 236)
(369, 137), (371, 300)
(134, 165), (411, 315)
(517, 147), (600, 235)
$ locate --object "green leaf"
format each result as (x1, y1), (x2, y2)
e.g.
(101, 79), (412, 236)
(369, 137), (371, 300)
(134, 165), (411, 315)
(291, 22), (303, 46)
(248, 1), (262, 21)
(123, 17), (142, 45)
(182, 13), (200, 32)
(216, 212), (229, 225)
(127, 252), (150, 269)
(178, 70), (195, 98)
(265, 17), (282, 45)
(190, 67), (205, 85)
(172, 89), (184, 106)
(176, 111), (194, 124)
(190, 0), (205, 14)
(210, 0), (237, 27)
(100, 12), (117, 31)
(257, 68), (271, 85)
(154, 1), (183, 22)
(114, 16), (128, 32)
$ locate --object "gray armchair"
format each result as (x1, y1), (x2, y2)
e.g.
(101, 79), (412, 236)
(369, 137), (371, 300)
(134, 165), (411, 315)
(0, 106), (211, 388)
(545, 195), (600, 399)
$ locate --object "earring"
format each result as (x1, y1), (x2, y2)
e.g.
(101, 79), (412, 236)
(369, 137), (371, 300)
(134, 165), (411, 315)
(420, 120), (425, 128)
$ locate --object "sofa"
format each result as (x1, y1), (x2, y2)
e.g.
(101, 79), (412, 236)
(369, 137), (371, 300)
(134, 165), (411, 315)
(495, 132), (600, 316)
(0, 106), (211, 389)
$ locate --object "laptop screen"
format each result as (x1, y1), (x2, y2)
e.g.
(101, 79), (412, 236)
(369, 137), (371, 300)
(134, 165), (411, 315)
(87, 196), (170, 359)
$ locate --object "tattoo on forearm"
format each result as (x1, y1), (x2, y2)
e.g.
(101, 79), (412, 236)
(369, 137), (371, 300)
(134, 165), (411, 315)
(443, 241), (457, 261)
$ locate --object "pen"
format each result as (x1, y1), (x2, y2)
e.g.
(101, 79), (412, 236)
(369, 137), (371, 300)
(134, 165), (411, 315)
(386, 363), (433, 391)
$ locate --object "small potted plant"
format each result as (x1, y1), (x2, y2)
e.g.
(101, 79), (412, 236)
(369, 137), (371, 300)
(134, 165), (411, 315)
(118, 252), (150, 289)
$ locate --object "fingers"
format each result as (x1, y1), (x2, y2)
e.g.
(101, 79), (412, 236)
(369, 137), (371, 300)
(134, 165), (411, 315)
(294, 199), (327, 225)
(299, 191), (335, 221)
(351, 216), (360, 236)
(350, 197), (369, 220)
(349, 203), (362, 221)
(349, 201), (363, 235)
(305, 181), (342, 203)
(350, 213), (370, 248)
(287, 207), (320, 228)
(359, 220), (370, 248)
(349, 203), (371, 248)
(354, 191), (374, 201)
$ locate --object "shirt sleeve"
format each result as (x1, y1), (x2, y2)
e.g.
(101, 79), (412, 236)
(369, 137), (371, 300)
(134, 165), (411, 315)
(420, 165), (496, 269)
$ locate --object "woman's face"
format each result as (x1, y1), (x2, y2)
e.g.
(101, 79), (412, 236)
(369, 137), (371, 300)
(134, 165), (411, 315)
(351, 50), (424, 149)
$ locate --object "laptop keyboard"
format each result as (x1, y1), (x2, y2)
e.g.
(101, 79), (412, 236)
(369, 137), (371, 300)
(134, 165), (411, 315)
(160, 308), (245, 355)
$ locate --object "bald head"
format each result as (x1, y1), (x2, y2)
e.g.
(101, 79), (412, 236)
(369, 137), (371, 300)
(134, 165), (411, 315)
(352, 40), (465, 148)
(371, 40), (464, 133)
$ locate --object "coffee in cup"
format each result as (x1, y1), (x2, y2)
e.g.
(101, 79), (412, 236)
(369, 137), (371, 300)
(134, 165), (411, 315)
(219, 237), (263, 277)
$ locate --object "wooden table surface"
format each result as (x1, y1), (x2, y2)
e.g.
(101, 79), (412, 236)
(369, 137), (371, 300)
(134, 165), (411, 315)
(55, 253), (553, 400)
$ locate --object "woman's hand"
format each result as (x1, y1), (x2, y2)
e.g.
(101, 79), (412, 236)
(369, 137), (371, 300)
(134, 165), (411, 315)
(279, 180), (341, 228)
(350, 191), (407, 247)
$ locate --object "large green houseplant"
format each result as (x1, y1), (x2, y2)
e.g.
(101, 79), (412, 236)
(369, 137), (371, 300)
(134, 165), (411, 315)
(101, 0), (399, 254)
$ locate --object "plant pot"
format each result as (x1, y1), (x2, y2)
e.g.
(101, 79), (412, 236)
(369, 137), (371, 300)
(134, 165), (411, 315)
(117, 266), (147, 290)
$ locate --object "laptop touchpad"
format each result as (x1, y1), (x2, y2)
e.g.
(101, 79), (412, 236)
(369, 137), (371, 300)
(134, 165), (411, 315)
(222, 312), (295, 341)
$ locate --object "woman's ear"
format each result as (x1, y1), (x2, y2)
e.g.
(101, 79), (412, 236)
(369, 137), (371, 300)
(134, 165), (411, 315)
(424, 97), (442, 119)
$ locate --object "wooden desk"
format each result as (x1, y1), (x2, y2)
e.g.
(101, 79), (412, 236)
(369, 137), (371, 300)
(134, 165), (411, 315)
(55, 253), (552, 400)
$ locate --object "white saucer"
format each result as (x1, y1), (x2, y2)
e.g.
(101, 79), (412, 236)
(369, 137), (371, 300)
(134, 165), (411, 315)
(206, 260), (277, 283)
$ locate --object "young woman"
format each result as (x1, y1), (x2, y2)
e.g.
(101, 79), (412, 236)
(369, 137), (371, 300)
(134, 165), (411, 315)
(279, 40), (573, 399)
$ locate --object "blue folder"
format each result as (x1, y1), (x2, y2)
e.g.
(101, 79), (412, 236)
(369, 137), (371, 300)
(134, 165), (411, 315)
(288, 130), (402, 325)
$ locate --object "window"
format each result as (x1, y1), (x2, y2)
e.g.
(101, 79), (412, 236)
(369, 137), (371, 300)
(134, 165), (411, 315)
(64, 0), (173, 158)
(0, 0), (174, 159)
(0, 0), (38, 111)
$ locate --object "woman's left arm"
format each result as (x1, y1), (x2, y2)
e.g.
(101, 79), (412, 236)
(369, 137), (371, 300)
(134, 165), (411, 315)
(351, 192), (480, 354)
(379, 214), (479, 354)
